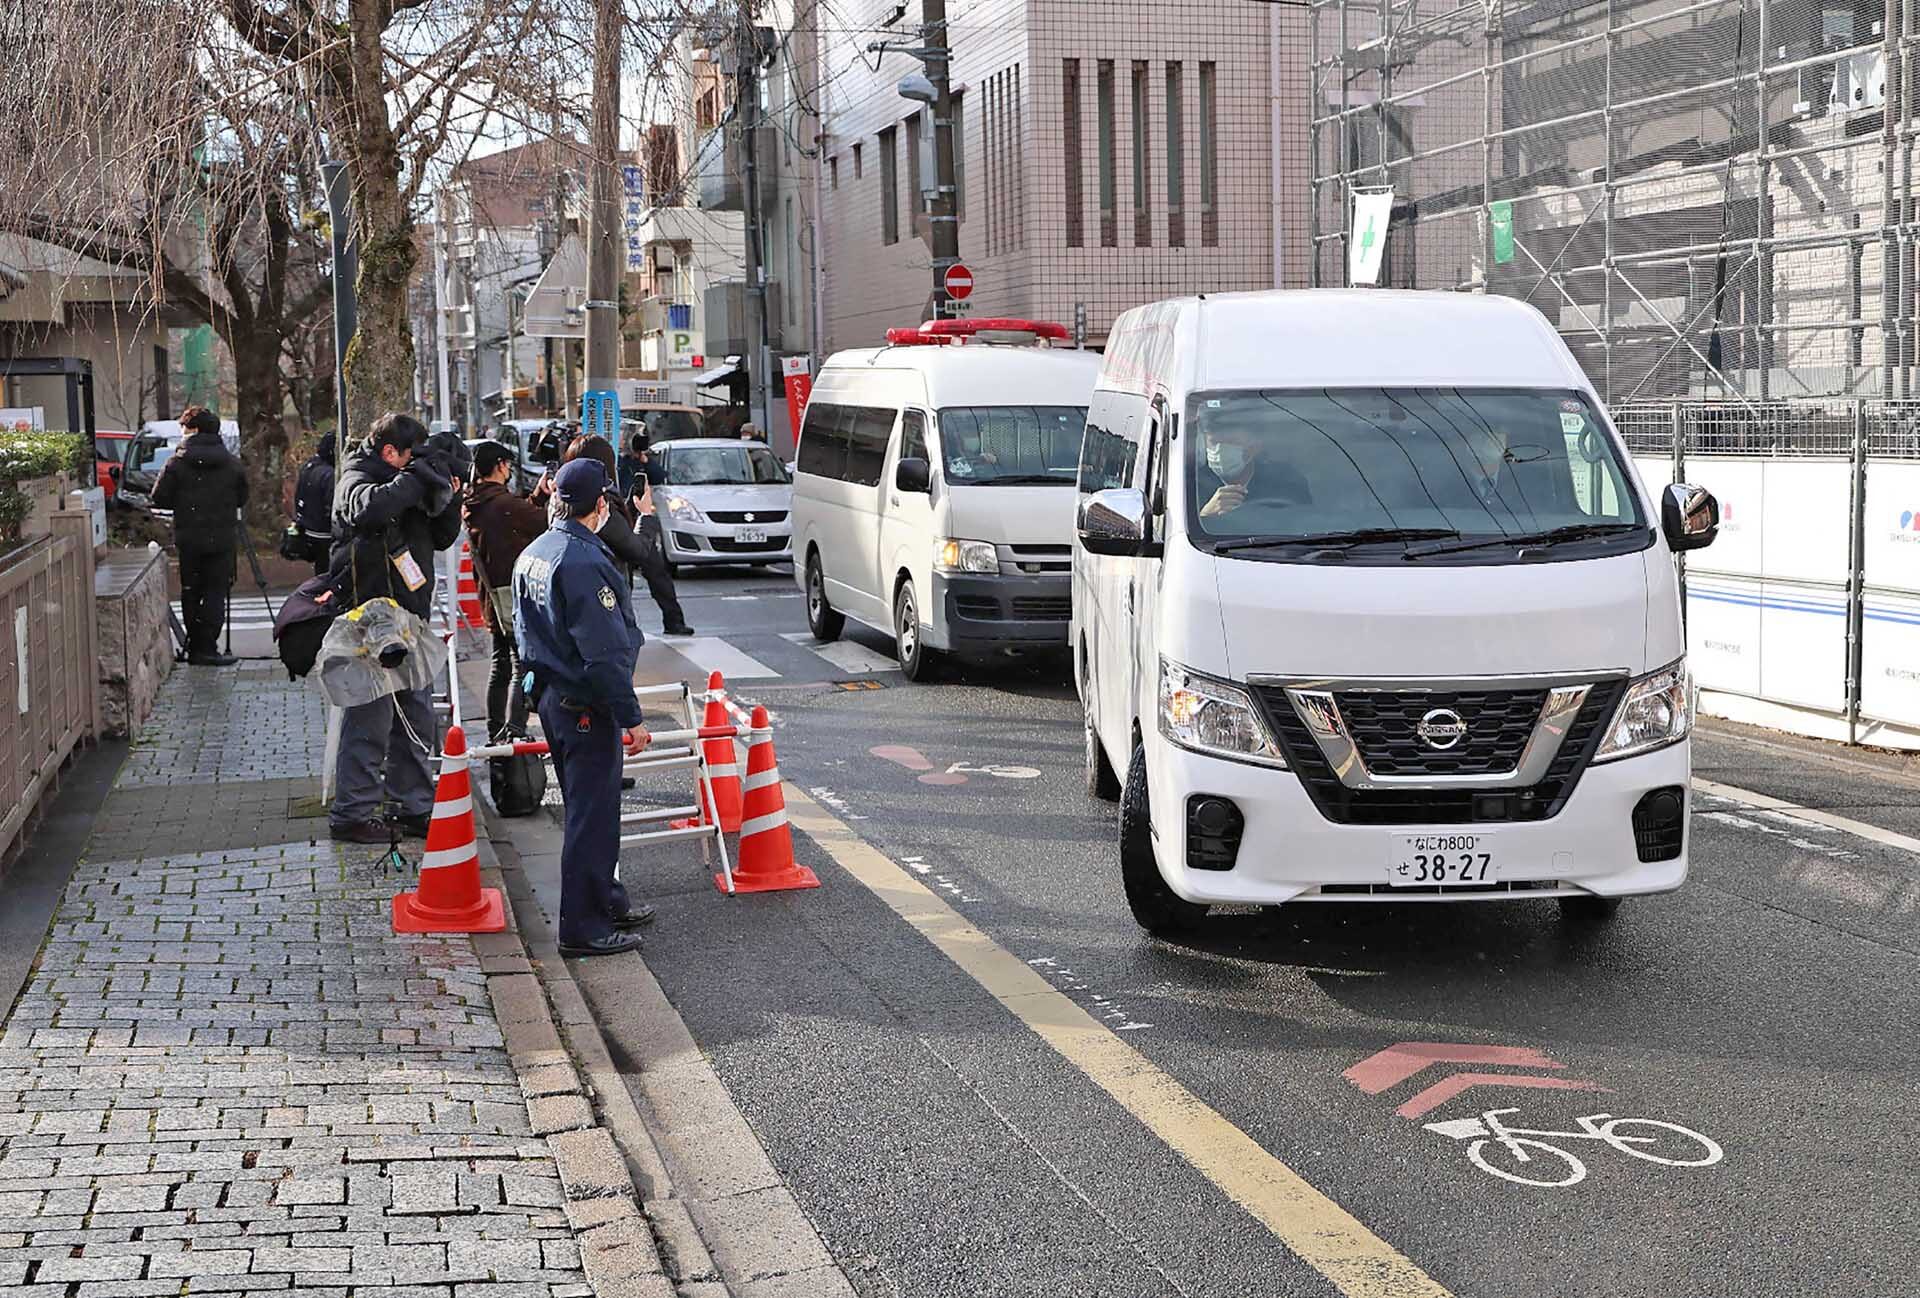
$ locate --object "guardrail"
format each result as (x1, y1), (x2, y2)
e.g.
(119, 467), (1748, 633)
(0, 512), (98, 864)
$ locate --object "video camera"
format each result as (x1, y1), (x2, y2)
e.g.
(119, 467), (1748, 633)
(530, 424), (570, 470)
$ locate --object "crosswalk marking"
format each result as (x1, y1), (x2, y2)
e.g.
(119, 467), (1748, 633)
(171, 602), (275, 629)
(779, 632), (899, 677)
(665, 636), (780, 680)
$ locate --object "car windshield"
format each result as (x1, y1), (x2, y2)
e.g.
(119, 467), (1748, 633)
(662, 445), (789, 486)
(937, 406), (1087, 485)
(1186, 388), (1645, 556)
(129, 435), (174, 473)
(641, 410), (702, 442)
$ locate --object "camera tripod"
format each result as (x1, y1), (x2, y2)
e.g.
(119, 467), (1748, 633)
(162, 519), (283, 662)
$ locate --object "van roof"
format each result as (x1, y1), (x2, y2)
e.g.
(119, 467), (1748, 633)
(1100, 290), (1588, 396)
(821, 344), (1102, 406)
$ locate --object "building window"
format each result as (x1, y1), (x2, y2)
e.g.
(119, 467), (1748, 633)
(1063, 59), (1083, 249)
(1199, 61), (1218, 247)
(1014, 65), (1024, 251)
(879, 125), (899, 245)
(1096, 59), (1117, 248)
(1166, 63), (1185, 248)
(853, 142), (863, 179)
(829, 156), (839, 190)
(785, 197), (796, 326)
(983, 75), (997, 253)
(906, 110), (924, 215)
(1131, 61), (1151, 248)
(952, 90), (966, 222)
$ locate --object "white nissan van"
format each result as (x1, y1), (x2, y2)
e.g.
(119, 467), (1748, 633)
(1074, 291), (1721, 935)
(793, 322), (1102, 679)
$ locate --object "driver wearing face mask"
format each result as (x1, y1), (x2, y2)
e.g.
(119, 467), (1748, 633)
(1197, 418), (1309, 522)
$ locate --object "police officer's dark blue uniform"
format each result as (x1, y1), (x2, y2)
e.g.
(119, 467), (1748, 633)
(512, 459), (653, 958)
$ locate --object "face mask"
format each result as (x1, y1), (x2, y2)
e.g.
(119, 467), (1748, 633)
(1206, 442), (1250, 479)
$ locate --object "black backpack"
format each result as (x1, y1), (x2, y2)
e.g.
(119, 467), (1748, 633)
(488, 746), (547, 817)
(271, 574), (340, 680)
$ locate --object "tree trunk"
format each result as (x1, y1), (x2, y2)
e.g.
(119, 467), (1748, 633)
(230, 328), (290, 531)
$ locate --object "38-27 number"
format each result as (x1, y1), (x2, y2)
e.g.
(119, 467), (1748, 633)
(1404, 853), (1493, 883)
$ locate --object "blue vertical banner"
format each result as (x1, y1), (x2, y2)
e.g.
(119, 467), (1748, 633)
(581, 389), (620, 448)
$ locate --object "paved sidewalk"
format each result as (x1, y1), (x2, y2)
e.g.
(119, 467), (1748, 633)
(0, 664), (596, 1297)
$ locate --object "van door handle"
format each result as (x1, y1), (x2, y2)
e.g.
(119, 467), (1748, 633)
(889, 496), (901, 507)
(1126, 580), (1135, 615)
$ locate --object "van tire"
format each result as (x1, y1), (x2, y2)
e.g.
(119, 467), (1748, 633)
(805, 553), (844, 642)
(1120, 745), (1207, 935)
(1085, 710), (1121, 801)
(894, 579), (938, 682)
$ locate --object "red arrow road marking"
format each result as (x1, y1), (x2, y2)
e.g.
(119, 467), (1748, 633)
(1395, 1072), (1611, 1120)
(1344, 1042), (1569, 1094)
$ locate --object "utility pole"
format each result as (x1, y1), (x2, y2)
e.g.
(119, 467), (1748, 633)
(583, 0), (623, 433)
(922, 0), (958, 320)
(739, 13), (772, 433)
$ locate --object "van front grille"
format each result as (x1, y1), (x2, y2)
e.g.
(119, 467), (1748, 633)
(1336, 688), (1547, 776)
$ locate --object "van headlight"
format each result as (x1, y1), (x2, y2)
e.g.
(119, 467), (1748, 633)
(1158, 659), (1287, 768)
(1594, 659), (1693, 762)
(934, 537), (998, 574)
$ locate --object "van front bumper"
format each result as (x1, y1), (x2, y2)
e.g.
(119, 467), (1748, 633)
(1142, 730), (1692, 905)
(930, 573), (1071, 654)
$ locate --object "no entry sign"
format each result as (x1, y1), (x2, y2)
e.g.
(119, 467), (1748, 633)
(943, 263), (974, 300)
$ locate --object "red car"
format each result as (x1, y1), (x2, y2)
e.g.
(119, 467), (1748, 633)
(95, 430), (132, 501)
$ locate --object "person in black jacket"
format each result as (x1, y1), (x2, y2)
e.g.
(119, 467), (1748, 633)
(291, 433), (336, 577)
(326, 413), (465, 845)
(151, 406), (248, 666)
(563, 433), (693, 636)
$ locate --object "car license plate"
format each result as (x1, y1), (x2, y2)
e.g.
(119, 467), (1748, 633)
(734, 526), (768, 544)
(1389, 833), (1499, 886)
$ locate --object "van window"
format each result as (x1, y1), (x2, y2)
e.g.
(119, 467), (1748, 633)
(937, 406), (1086, 485)
(796, 403), (851, 478)
(1077, 393), (1139, 492)
(1186, 388), (1647, 558)
(899, 410), (929, 462)
(844, 407), (895, 486)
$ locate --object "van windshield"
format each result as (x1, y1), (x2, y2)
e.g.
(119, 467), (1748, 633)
(938, 406), (1087, 485)
(639, 410), (702, 442)
(1186, 388), (1648, 559)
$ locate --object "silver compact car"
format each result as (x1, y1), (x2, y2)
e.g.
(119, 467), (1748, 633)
(651, 439), (794, 571)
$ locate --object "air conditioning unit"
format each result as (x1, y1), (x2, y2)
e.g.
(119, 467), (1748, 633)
(1830, 50), (1887, 113)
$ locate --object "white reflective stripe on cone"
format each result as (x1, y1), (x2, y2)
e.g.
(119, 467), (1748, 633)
(705, 761), (740, 777)
(742, 769), (780, 792)
(738, 810), (788, 838)
(431, 794), (473, 819)
(419, 847), (478, 871)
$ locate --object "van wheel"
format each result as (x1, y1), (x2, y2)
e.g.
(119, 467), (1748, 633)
(894, 579), (939, 682)
(805, 553), (843, 642)
(1085, 709), (1120, 802)
(1559, 895), (1623, 924)
(1120, 745), (1207, 936)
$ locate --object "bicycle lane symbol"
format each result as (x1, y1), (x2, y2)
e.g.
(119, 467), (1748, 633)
(1344, 1041), (1726, 1189)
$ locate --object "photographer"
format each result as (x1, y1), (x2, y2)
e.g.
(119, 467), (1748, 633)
(566, 433), (693, 637)
(466, 441), (547, 740)
(289, 433), (335, 577)
(151, 405), (247, 666)
(326, 414), (465, 845)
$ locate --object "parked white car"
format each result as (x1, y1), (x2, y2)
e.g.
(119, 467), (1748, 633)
(649, 438), (794, 571)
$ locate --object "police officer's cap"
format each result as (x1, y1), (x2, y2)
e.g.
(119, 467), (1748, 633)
(553, 458), (608, 507)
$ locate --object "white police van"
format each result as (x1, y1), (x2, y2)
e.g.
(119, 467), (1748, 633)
(791, 319), (1102, 679)
(1073, 291), (1720, 935)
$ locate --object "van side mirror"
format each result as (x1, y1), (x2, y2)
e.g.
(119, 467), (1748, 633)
(1662, 483), (1719, 552)
(1078, 487), (1158, 557)
(895, 457), (931, 494)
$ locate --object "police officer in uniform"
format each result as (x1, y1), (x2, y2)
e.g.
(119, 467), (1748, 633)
(513, 459), (656, 958)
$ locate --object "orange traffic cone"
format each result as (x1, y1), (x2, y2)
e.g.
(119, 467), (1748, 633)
(717, 706), (819, 895)
(392, 725), (507, 933)
(456, 537), (484, 629)
(676, 672), (744, 832)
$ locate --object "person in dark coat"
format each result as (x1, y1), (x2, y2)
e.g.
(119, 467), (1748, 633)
(291, 432), (336, 577)
(561, 433), (693, 636)
(150, 405), (248, 666)
(466, 441), (548, 739)
(326, 413), (465, 845)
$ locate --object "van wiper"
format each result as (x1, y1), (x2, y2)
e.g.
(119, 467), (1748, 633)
(977, 473), (1075, 485)
(1213, 527), (1461, 555)
(1403, 522), (1647, 558)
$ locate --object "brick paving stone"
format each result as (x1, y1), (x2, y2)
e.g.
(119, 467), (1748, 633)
(0, 668), (591, 1298)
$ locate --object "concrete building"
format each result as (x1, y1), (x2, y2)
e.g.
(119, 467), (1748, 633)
(809, 0), (1312, 350)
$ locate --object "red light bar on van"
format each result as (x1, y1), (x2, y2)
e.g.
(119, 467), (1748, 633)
(884, 318), (1070, 346)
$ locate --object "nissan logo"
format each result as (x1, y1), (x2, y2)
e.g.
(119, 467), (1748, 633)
(1415, 708), (1468, 750)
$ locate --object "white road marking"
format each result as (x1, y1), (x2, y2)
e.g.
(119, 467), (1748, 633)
(780, 632), (899, 676)
(1694, 777), (1920, 858)
(672, 636), (780, 680)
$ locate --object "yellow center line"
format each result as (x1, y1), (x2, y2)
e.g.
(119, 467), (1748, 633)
(783, 785), (1454, 1298)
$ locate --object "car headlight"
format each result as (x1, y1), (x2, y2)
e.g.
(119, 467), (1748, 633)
(933, 537), (998, 574)
(663, 494), (705, 523)
(1594, 659), (1693, 762)
(1158, 659), (1287, 768)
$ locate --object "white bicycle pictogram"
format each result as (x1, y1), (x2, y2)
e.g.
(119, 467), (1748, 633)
(1424, 1107), (1724, 1188)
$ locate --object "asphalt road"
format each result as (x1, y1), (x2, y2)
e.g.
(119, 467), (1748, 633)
(538, 565), (1920, 1298)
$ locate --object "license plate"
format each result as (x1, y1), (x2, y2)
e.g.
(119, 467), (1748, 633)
(1389, 832), (1499, 886)
(734, 526), (768, 544)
